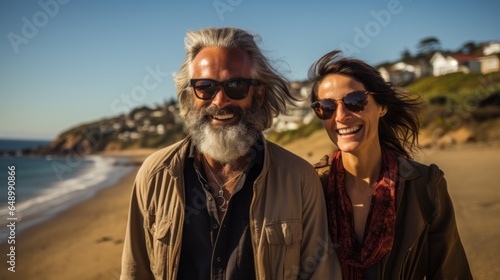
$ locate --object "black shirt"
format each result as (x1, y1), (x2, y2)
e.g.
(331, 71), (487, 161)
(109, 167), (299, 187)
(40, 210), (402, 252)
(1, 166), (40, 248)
(177, 141), (263, 280)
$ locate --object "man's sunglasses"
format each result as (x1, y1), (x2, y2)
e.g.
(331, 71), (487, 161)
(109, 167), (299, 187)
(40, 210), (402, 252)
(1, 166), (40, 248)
(189, 78), (261, 100)
(310, 90), (372, 120)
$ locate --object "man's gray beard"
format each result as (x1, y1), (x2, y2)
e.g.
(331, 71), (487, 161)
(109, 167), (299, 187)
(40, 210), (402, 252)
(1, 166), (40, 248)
(184, 98), (267, 164)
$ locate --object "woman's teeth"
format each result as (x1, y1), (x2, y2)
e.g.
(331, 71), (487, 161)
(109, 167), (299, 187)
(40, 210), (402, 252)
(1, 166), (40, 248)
(337, 126), (361, 135)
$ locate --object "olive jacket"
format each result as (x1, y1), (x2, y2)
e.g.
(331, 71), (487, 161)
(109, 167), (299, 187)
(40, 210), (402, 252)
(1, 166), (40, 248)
(120, 137), (341, 280)
(315, 155), (473, 280)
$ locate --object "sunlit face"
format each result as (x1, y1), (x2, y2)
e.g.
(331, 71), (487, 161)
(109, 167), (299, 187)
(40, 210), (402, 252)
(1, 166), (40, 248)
(185, 47), (266, 163)
(316, 74), (386, 156)
(191, 47), (264, 125)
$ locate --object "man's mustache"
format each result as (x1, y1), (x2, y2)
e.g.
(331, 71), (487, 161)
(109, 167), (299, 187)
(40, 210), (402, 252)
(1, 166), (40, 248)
(201, 105), (243, 118)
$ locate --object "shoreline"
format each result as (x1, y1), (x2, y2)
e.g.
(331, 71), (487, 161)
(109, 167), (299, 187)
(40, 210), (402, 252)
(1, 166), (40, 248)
(0, 154), (136, 245)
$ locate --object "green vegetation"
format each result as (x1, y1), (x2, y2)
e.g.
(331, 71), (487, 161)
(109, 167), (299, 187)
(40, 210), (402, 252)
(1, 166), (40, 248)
(405, 71), (500, 104)
(405, 71), (500, 133)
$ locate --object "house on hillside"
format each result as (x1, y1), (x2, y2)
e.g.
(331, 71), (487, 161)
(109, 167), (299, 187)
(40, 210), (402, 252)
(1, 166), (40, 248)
(483, 41), (500, 55)
(430, 52), (462, 76)
(467, 55), (500, 74)
(430, 52), (499, 76)
(378, 61), (432, 85)
(270, 82), (315, 132)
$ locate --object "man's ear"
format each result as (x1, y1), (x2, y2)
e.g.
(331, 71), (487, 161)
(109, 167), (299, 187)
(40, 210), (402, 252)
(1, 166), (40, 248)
(256, 86), (266, 107)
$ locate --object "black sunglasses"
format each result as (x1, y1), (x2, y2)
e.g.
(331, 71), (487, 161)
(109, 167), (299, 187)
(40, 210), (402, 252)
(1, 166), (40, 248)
(310, 90), (371, 120)
(189, 78), (261, 100)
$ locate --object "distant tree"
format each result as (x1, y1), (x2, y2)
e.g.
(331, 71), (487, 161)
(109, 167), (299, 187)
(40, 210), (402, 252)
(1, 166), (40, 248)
(400, 48), (413, 62)
(459, 41), (479, 54)
(417, 37), (441, 55)
(164, 97), (178, 106)
(170, 97), (178, 105)
(414, 37), (442, 62)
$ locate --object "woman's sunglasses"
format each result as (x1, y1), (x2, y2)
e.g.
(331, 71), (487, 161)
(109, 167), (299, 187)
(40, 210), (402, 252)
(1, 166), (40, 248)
(310, 90), (371, 120)
(189, 78), (261, 100)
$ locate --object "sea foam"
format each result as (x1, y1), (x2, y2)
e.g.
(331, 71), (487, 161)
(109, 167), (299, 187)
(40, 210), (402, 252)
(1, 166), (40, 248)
(0, 155), (134, 243)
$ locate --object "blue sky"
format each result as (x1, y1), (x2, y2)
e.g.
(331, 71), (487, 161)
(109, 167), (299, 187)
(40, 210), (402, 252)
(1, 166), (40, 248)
(1, 0), (499, 140)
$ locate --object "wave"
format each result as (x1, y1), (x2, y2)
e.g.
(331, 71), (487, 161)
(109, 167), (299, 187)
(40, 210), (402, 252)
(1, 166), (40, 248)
(0, 155), (134, 243)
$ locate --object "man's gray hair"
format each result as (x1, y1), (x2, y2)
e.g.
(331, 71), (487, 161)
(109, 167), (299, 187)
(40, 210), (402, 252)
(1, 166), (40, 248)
(174, 27), (295, 130)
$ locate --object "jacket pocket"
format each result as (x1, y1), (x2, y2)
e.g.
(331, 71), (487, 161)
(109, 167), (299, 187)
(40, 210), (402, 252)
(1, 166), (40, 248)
(150, 218), (172, 241)
(146, 213), (172, 279)
(264, 220), (302, 280)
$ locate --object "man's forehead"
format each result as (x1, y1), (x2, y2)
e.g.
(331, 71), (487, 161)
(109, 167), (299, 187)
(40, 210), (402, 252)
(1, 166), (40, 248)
(191, 47), (253, 79)
(193, 47), (251, 66)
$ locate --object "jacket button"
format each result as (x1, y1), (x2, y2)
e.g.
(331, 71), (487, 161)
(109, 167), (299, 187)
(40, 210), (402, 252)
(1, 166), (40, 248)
(216, 257), (222, 262)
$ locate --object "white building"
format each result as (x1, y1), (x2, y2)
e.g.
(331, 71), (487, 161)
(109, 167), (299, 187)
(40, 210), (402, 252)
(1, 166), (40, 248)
(483, 42), (500, 55)
(430, 52), (461, 76)
(430, 52), (499, 76)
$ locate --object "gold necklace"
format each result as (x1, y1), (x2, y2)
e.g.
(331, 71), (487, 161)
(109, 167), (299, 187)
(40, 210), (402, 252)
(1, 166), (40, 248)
(203, 158), (245, 212)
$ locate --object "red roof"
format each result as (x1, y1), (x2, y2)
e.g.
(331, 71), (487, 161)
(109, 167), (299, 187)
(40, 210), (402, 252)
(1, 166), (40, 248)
(452, 53), (484, 62)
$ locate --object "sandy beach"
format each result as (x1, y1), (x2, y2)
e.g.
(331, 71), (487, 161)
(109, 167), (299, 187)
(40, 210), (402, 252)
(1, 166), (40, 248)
(1, 133), (499, 279)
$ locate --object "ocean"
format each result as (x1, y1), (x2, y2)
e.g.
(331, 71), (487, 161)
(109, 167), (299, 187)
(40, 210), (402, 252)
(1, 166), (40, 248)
(0, 139), (134, 243)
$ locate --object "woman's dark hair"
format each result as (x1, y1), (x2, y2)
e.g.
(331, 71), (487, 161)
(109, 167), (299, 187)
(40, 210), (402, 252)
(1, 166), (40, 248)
(308, 50), (422, 158)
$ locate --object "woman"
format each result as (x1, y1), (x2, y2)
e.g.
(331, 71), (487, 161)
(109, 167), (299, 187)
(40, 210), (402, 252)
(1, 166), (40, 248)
(309, 50), (472, 279)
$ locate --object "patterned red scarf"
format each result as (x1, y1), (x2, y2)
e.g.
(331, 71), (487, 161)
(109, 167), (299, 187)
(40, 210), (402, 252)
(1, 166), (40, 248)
(326, 148), (398, 280)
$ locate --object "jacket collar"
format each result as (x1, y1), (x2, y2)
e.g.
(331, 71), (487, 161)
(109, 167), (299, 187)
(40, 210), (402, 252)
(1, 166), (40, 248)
(162, 137), (191, 178)
(396, 156), (420, 181)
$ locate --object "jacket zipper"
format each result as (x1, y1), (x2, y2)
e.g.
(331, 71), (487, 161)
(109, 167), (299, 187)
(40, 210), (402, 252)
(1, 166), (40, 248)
(379, 221), (430, 279)
(400, 222), (430, 279)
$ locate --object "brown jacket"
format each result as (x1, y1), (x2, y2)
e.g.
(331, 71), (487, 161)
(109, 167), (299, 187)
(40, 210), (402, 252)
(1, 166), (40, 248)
(120, 137), (341, 280)
(315, 155), (473, 279)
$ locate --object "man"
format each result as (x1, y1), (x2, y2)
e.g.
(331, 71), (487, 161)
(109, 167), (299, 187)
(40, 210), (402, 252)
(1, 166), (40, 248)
(120, 27), (340, 280)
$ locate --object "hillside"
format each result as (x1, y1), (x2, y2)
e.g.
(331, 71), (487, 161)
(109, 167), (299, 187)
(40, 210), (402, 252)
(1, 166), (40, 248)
(405, 71), (500, 101)
(405, 71), (500, 147)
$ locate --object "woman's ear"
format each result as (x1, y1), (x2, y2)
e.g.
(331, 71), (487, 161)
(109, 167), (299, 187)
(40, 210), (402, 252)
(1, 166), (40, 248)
(379, 106), (387, 117)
